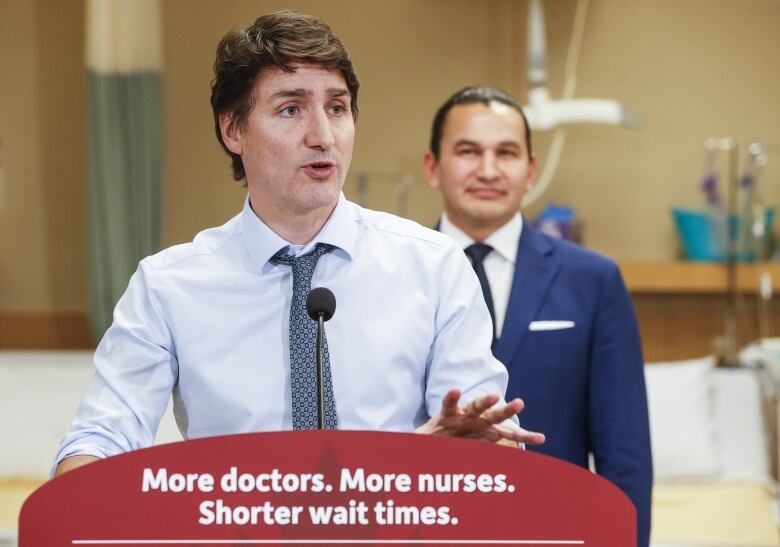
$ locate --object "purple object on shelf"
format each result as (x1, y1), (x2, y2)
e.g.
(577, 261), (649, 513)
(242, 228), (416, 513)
(531, 218), (576, 241)
(530, 204), (580, 243)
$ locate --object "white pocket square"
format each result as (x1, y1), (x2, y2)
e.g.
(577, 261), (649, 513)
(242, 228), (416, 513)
(528, 320), (575, 331)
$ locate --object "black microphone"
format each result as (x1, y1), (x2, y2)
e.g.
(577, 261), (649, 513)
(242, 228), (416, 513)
(306, 287), (336, 321)
(306, 287), (336, 430)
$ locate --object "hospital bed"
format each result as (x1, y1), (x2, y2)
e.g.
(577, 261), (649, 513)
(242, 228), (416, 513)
(1, 351), (778, 546)
(647, 356), (780, 546)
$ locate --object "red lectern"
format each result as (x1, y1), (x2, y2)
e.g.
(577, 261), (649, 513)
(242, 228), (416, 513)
(21, 431), (634, 545)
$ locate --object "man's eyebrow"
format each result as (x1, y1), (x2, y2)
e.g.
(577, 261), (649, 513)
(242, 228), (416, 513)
(453, 139), (522, 148)
(453, 139), (480, 148)
(270, 88), (311, 100)
(497, 141), (521, 148)
(269, 87), (350, 100)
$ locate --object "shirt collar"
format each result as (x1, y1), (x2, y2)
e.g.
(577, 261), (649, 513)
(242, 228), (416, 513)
(240, 192), (357, 271)
(439, 212), (523, 265)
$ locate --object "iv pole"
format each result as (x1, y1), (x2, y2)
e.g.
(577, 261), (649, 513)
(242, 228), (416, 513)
(704, 138), (739, 366)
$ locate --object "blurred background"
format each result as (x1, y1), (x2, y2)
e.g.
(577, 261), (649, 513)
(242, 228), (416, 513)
(1, 1), (780, 544)
(1, 0), (779, 359)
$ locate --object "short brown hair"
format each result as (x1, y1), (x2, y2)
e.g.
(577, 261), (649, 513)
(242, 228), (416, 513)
(210, 10), (360, 181)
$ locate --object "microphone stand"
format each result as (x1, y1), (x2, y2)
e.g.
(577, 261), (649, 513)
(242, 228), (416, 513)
(315, 313), (325, 430)
(307, 286), (336, 430)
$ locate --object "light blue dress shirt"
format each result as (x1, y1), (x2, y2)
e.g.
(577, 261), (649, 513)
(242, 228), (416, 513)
(55, 194), (511, 464)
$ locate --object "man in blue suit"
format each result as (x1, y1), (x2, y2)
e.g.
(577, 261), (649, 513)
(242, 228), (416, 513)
(424, 86), (652, 547)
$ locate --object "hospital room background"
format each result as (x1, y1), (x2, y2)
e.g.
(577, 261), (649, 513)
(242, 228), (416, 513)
(1, 0), (780, 545)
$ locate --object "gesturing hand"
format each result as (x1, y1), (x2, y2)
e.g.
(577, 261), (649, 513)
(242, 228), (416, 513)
(416, 388), (546, 446)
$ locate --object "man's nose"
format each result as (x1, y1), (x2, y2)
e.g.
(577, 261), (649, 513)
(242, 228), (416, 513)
(304, 109), (336, 150)
(477, 152), (499, 180)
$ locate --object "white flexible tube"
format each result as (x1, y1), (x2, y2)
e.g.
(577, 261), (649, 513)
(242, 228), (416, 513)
(523, 0), (590, 207)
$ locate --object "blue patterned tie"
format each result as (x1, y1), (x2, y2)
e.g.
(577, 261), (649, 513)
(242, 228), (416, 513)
(271, 243), (339, 429)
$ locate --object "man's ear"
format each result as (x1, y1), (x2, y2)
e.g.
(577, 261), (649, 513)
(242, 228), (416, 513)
(219, 112), (243, 156)
(525, 153), (538, 192)
(423, 150), (440, 190)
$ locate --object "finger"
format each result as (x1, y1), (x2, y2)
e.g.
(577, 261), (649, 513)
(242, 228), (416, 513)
(510, 397), (525, 413)
(522, 432), (546, 445)
(464, 393), (500, 417)
(494, 423), (546, 445)
(481, 398), (524, 424)
(440, 389), (462, 417)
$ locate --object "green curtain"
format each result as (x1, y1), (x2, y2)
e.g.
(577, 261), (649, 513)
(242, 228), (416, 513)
(86, 0), (163, 341)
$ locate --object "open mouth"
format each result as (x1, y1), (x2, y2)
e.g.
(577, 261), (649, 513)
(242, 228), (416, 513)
(303, 161), (336, 179)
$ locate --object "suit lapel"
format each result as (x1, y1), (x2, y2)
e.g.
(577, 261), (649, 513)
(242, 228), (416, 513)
(494, 224), (560, 367)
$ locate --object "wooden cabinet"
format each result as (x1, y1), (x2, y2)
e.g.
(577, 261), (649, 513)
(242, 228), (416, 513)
(620, 261), (780, 294)
(618, 261), (780, 362)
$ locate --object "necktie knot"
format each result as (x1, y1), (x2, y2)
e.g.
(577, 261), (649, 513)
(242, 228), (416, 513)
(465, 243), (493, 265)
(271, 242), (334, 270)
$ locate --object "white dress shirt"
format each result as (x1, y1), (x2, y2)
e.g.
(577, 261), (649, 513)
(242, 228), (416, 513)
(438, 213), (522, 338)
(55, 194), (512, 465)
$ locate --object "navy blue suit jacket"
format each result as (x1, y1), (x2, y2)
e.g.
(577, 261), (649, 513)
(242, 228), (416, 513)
(493, 223), (653, 547)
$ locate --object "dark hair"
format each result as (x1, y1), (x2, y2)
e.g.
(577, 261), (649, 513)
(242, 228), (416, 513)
(429, 86), (532, 160)
(210, 10), (360, 181)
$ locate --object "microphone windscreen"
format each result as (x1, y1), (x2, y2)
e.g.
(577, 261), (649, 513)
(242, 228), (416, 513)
(306, 287), (336, 321)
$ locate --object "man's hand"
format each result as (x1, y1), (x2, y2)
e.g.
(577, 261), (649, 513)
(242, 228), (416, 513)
(416, 389), (546, 446)
(54, 455), (99, 477)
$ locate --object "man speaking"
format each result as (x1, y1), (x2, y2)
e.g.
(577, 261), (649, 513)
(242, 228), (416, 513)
(54, 12), (543, 476)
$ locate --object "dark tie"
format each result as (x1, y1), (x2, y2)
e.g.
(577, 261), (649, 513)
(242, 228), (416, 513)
(464, 243), (497, 348)
(271, 243), (339, 430)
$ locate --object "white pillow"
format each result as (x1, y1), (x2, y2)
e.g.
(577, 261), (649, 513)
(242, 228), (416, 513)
(712, 368), (770, 482)
(644, 356), (720, 482)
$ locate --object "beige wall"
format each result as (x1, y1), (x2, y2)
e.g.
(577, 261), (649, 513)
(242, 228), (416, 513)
(0, 0), (85, 312)
(519, 0), (780, 259)
(0, 1), (48, 311)
(1, 0), (779, 314)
